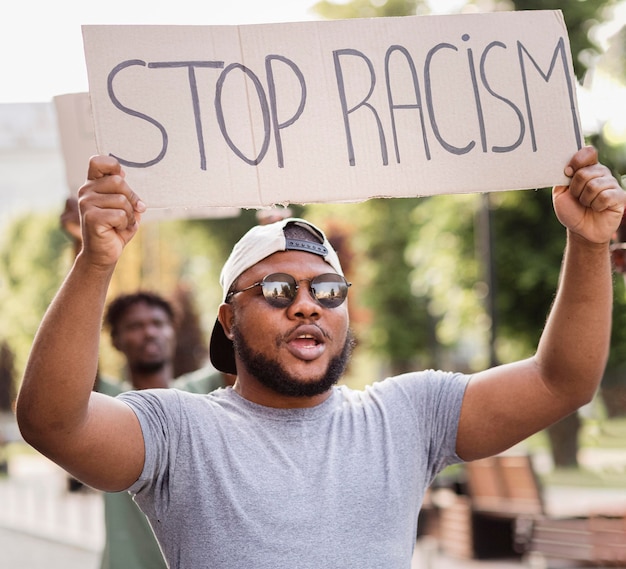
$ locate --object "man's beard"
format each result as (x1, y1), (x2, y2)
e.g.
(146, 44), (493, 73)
(130, 360), (167, 374)
(232, 325), (356, 398)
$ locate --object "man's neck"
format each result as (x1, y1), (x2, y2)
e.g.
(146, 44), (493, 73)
(233, 374), (333, 409)
(130, 365), (174, 390)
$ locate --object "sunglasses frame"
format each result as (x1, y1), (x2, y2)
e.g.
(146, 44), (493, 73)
(226, 272), (351, 309)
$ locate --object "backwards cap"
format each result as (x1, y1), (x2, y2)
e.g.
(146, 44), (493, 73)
(209, 217), (343, 375)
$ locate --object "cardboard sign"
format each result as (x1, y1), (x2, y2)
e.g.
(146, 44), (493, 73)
(53, 93), (95, 194)
(53, 92), (240, 220)
(82, 11), (582, 210)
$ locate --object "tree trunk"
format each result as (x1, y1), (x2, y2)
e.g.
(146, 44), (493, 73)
(600, 386), (626, 418)
(546, 412), (581, 468)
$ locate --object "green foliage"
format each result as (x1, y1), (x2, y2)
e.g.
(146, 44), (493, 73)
(358, 198), (435, 373)
(187, 210), (260, 266)
(406, 194), (488, 369)
(489, 188), (565, 360)
(0, 210), (74, 383)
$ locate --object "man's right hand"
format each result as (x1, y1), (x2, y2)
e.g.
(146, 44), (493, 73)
(78, 155), (146, 268)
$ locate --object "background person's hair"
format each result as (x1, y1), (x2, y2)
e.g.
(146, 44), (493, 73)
(105, 291), (175, 338)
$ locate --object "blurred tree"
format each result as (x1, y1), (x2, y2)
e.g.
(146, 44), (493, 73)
(0, 206), (230, 385)
(487, 187), (578, 466)
(587, 26), (626, 418)
(603, 274), (626, 417)
(406, 193), (490, 371)
(0, 211), (73, 382)
(359, 198), (437, 375)
(508, 0), (625, 458)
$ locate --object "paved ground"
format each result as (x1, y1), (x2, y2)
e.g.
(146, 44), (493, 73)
(0, 526), (99, 569)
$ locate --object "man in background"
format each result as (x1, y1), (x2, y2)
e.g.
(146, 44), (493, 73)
(98, 290), (176, 569)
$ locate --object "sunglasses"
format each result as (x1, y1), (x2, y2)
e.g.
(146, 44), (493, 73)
(226, 272), (351, 309)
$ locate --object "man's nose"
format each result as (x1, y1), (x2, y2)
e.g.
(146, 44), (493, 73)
(287, 283), (320, 319)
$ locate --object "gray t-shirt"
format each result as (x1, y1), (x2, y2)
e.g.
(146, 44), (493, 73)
(120, 370), (469, 569)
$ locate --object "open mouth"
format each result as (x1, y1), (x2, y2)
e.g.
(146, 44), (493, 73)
(286, 326), (326, 360)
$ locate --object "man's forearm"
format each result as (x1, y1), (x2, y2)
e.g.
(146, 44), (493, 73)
(17, 255), (115, 448)
(536, 230), (613, 405)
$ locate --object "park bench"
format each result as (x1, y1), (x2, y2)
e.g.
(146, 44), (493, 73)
(430, 452), (626, 565)
(435, 453), (544, 559)
(521, 515), (626, 566)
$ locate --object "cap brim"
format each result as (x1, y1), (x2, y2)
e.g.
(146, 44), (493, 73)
(209, 318), (237, 375)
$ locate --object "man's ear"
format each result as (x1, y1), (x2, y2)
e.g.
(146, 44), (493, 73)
(218, 303), (235, 340)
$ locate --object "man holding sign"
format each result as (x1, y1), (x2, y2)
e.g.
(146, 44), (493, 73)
(16, 143), (625, 567)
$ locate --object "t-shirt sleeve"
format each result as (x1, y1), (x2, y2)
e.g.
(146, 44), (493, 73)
(371, 370), (470, 481)
(117, 389), (182, 501)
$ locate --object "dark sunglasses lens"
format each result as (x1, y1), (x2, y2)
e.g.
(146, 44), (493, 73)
(311, 274), (349, 308)
(260, 273), (297, 307)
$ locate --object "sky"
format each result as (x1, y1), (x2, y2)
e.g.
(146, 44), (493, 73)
(5, 0), (623, 104)
(1, 0), (475, 104)
(0, 0), (322, 104)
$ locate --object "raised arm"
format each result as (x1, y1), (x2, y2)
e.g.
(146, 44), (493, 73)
(16, 156), (147, 491)
(456, 146), (626, 461)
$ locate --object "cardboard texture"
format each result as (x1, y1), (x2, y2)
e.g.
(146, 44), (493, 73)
(53, 92), (240, 220)
(82, 11), (582, 210)
(54, 93), (96, 195)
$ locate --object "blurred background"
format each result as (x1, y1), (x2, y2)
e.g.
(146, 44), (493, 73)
(1, 0), (626, 567)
